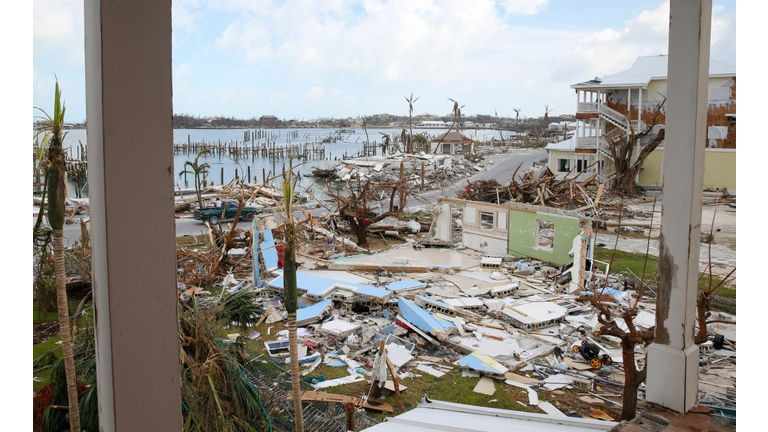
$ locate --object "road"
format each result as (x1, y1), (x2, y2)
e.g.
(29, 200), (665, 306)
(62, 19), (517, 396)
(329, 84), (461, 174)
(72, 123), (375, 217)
(410, 148), (547, 210)
(46, 148), (548, 244)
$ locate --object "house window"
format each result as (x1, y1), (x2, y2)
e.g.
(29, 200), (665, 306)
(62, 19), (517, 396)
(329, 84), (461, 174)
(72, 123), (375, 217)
(480, 212), (494, 230)
(536, 220), (554, 250)
(442, 143), (451, 154)
(576, 157), (588, 173)
(557, 158), (570, 172)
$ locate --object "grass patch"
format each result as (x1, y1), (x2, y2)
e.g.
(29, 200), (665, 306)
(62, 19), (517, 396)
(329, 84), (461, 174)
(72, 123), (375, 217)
(33, 335), (62, 393)
(594, 247), (735, 299)
(34, 298), (92, 325)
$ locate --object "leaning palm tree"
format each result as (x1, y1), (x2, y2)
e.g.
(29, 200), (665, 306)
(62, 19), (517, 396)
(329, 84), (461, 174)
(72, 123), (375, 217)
(36, 81), (81, 432)
(404, 92), (420, 153)
(179, 149), (211, 209)
(280, 157), (304, 432)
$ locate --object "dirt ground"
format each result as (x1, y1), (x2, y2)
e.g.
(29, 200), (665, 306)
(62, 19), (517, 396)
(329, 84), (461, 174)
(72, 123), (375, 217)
(597, 195), (736, 284)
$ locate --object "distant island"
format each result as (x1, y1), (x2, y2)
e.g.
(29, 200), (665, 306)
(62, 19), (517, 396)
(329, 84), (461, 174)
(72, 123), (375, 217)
(35, 112), (575, 134)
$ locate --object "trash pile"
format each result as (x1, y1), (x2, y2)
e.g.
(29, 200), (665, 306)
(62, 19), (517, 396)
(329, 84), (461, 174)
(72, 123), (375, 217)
(309, 153), (486, 193)
(178, 232), (736, 422)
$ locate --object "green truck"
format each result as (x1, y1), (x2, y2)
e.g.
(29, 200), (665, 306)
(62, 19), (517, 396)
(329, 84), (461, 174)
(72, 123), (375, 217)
(193, 201), (260, 225)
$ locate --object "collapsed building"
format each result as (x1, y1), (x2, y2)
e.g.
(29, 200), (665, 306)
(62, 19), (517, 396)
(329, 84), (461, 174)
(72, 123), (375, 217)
(174, 195), (733, 425)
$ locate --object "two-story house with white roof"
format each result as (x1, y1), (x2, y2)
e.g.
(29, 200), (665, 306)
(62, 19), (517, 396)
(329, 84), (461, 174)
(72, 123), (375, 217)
(546, 55), (736, 192)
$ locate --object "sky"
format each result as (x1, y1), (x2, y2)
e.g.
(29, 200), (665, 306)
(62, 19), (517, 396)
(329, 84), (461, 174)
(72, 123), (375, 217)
(29, 0), (736, 122)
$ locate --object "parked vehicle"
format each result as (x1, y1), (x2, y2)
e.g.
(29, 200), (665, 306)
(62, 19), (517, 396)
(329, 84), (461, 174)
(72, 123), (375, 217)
(193, 200), (260, 225)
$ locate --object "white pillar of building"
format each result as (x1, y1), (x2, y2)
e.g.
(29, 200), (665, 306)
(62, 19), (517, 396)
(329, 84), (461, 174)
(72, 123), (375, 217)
(646, 0), (712, 414)
(85, 0), (182, 430)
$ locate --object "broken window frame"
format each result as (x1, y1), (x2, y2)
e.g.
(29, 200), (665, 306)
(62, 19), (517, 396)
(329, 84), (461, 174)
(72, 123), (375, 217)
(479, 211), (494, 230)
(557, 158), (570, 173)
(535, 219), (555, 250)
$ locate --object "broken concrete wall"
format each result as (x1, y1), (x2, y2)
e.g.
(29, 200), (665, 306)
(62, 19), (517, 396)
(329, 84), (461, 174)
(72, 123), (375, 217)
(505, 202), (587, 265)
(461, 201), (509, 256)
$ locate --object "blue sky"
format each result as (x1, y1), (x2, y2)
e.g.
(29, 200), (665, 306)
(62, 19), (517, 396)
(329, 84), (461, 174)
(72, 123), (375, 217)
(31, 0), (735, 122)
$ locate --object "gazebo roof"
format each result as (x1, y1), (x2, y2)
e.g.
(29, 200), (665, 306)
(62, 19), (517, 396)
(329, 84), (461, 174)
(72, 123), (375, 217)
(431, 131), (473, 143)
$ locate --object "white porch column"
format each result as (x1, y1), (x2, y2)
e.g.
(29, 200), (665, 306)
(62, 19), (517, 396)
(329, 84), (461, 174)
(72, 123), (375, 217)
(85, 0), (182, 430)
(646, 0), (711, 414)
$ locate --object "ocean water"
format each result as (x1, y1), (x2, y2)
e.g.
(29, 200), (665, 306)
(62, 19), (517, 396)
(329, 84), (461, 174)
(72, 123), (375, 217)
(56, 127), (516, 198)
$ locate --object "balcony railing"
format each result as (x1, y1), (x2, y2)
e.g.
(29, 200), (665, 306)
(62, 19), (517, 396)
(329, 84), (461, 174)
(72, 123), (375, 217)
(577, 102), (598, 113)
(576, 136), (597, 148)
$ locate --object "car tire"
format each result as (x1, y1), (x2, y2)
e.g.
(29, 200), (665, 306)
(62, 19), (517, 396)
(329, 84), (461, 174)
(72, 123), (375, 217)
(209, 215), (220, 225)
(244, 212), (255, 221)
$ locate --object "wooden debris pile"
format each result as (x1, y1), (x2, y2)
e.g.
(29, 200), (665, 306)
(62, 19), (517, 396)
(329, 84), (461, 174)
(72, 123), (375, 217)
(458, 165), (618, 214)
(176, 183), (262, 286)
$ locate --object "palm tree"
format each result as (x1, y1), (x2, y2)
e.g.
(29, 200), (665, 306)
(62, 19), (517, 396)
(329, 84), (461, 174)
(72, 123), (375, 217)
(179, 149), (211, 209)
(404, 92), (420, 153)
(36, 81), (81, 432)
(281, 158), (304, 432)
(513, 107), (522, 124)
(379, 132), (392, 154)
(448, 98), (465, 133)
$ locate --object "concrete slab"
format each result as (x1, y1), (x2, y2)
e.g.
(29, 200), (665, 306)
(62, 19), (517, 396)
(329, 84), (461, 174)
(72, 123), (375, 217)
(340, 247), (481, 270)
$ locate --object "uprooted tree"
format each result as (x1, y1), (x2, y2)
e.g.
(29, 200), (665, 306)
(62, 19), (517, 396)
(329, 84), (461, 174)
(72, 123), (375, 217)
(604, 98), (666, 195)
(327, 173), (418, 247)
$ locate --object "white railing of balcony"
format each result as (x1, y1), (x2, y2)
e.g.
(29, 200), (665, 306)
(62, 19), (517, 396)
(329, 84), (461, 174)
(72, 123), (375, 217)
(577, 136), (597, 147)
(578, 102), (598, 113)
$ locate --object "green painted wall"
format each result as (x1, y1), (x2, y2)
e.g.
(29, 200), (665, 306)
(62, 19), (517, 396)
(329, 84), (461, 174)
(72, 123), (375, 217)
(507, 209), (582, 265)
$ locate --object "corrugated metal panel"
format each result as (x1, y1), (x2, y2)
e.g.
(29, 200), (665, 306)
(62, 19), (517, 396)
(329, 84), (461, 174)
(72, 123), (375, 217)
(362, 399), (616, 431)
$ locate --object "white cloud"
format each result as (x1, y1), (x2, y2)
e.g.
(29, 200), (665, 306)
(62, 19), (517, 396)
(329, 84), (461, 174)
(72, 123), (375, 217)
(499, 0), (548, 16)
(213, 0), (504, 86)
(173, 0), (205, 33)
(33, 0), (84, 68)
(551, 1), (736, 89)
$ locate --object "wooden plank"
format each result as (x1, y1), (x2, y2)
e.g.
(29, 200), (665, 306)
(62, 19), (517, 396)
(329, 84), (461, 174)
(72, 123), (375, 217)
(287, 391), (394, 413)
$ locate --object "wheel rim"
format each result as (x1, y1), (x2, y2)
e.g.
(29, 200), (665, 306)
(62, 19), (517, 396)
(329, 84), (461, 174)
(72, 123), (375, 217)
(572, 346), (580, 353)
(591, 358), (602, 369)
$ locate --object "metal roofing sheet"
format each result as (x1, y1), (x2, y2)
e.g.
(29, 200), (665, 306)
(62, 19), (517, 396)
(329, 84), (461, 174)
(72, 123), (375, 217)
(573, 55), (735, 88)
(362, 399), (616, 431)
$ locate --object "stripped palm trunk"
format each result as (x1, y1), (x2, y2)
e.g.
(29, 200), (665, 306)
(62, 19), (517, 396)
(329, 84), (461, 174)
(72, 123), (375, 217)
(282, 161), (304, 432)
(43, 82), (81, 432)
